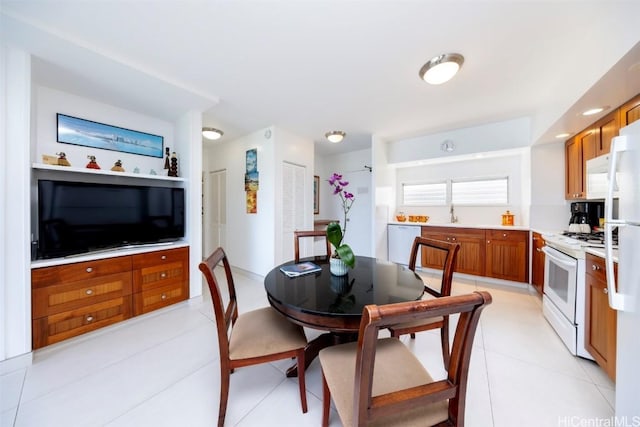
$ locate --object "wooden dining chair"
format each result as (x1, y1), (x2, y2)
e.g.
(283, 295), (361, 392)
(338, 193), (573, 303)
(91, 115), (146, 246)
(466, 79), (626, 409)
(198, 247), (308, 427)
(319, 291), (492, 427)
(387, 236), (460, 367)
(294, 230), (331, 262)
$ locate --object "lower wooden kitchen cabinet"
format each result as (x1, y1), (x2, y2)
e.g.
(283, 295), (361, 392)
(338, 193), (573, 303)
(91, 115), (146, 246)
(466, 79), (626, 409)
(420, 226), (528, 283)
(585, 253), (617, 381)
(31, 246), (189, 349)
(485, 230), (529, 283)
(531, 232), (545, 295)
(421, 227), (485, 276)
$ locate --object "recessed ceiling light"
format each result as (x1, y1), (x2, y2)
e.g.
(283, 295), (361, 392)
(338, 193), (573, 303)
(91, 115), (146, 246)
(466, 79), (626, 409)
(325, 131), (346, 143)
(419, 53), (464, 85)
(202, 127), (223, 140)
(582, 107), (607, 116)
(555, 133), (570, 139)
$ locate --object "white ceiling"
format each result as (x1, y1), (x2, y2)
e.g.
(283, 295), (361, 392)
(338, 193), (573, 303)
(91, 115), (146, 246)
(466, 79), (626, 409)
(2, 1), (640, 157)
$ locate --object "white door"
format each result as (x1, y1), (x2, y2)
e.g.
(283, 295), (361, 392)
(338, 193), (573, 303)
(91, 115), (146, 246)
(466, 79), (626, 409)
(342, 170), (373, 257)
(282, 162), (305, 262)
(204, 169), (226, 256)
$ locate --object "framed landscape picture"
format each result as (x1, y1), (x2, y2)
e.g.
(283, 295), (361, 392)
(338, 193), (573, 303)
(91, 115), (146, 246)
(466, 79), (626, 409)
(57, 113), (164, 158)
(314, 175), (320, 214)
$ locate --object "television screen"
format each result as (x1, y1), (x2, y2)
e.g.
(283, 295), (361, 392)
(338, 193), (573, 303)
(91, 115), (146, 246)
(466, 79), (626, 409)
(38, 180), (185, 259)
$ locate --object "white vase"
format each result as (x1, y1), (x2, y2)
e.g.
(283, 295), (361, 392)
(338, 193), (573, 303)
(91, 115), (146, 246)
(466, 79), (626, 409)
(330, 257), (349, 276)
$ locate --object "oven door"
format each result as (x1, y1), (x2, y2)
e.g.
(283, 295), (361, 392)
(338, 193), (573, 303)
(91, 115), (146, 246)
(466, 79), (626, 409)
(542, 245), (577, 322)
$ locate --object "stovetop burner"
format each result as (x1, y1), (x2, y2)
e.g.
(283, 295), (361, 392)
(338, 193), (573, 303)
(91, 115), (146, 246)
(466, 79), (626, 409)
(561, 231), (618, 247)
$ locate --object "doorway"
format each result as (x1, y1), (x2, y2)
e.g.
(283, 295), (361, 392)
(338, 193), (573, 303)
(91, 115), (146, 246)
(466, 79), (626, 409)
(204, 169), (227, 256)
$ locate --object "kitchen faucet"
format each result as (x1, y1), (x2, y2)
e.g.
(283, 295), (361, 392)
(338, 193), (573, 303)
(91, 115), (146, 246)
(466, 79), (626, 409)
(450, 204), (458, 223)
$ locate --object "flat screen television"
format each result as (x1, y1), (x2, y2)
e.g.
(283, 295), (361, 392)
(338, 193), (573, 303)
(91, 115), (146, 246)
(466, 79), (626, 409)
(37, 180), (185, 259)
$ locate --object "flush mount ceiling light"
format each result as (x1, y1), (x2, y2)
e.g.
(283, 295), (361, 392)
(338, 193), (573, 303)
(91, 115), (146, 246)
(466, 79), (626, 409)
(419, 53), (464, 85)
(325, 131), (346, 143)
(202, 127), (224, 140)
(555, 133), (571, 139)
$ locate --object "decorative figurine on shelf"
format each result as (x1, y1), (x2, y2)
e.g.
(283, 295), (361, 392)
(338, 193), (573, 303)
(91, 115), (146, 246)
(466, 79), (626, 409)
(110, 159), (125, 172)
(86, 155), (101, 169)
(149, 169), (157, 175)
(133, 167), (140, 174)
(56, 152), (71, 167)
(164, 147), (170, 170)
(168, 152), (178, 177)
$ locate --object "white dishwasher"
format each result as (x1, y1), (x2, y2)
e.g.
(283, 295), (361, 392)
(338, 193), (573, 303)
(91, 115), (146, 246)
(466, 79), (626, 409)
(388, 224), (421, 266)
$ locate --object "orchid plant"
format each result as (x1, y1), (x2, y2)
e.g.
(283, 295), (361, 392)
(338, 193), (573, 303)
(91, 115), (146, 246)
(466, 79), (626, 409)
(326, 173), (356, 268)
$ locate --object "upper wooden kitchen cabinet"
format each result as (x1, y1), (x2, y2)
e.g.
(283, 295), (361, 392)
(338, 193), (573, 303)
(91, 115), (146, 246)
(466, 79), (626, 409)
(421, 227), (486, 277)
(565, 135), (584, 199)
(593, 110), (620, 156)
(485, 230), (529, 283)
(585, 253), (617, 381)
(619, 93), (640, 126)
(531, 232), (545, 295)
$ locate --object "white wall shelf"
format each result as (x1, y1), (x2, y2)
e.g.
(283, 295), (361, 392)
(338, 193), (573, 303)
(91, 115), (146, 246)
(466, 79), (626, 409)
(32, 163), (186, 182)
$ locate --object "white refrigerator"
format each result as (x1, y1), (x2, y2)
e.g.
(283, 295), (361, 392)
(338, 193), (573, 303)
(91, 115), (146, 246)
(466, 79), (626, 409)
(604, 119), (640, 418)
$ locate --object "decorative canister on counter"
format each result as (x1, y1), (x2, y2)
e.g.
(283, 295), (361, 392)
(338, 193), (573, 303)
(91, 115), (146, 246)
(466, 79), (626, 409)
(501, 210), (514, 226)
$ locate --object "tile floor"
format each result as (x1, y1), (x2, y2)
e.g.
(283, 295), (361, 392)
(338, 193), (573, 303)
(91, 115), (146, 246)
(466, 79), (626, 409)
(1, 271), (615, 427)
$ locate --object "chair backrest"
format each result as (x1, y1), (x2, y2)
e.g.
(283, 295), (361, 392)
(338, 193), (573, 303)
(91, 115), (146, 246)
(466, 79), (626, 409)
(353, 291), (492, 426)
(294, 230), (331, 262)
(198, 247), (238, 363)
(409, 236), (460, 298)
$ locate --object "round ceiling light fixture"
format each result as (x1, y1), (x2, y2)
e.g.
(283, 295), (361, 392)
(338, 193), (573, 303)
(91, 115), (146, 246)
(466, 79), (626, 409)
(202, 127), (224, 140)
(325, 131), (346, 143)
(419, 53), (464, 85)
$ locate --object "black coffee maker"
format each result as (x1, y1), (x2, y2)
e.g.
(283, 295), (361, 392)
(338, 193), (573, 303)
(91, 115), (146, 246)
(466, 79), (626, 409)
(569, 202), (604, 228)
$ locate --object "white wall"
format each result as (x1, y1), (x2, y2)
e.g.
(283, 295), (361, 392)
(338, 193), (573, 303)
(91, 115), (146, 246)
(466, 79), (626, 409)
(35, 86), (174, 174)
(394, 149), (529, 227)
(373, 135), (395, 260)
(204, 126), (314, 275)
(529, 141), (568, 232)
(386, 117), (531, 164)
(205, 128), (276, 276)
(317, 148), (373, 256)
(1, 44), (32, 363)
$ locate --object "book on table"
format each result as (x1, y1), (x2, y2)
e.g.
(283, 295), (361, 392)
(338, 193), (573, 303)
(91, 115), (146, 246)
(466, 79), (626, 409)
(280, 262), (322, 277)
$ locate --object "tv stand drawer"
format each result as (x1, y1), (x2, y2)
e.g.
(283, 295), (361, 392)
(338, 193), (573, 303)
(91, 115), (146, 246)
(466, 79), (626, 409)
(32, 297), (133, 349)
(133, 282), (189, 315)
(32, 256), (132, 288)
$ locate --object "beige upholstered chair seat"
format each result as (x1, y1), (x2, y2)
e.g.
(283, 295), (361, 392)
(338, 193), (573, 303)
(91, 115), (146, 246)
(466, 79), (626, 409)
(229, 307), (308, 360)
(319, 338), (448, 427)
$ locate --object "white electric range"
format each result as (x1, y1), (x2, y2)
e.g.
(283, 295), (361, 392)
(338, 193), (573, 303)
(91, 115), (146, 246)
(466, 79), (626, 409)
(540, 231), (618, 359)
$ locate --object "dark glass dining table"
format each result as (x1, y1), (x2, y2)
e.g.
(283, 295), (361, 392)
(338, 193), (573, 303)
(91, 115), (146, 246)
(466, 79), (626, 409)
(264, 256), (425, 376)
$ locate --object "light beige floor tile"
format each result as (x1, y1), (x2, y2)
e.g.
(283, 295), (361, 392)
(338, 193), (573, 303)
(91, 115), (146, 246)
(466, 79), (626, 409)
(105, 361), (219, 427)
(597, 385), (616, 410)
(0, 408), (17, 427)
(0, 369), (25, 412)
(22, 304), (212, 403)
(16, 323), (218, 427)
(577, 358), (615, 390)
(486, 351), (613, 427)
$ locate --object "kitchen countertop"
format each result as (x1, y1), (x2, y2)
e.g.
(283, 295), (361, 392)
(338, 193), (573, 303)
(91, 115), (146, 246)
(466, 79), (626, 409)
(388, 221), (529, 231)
(585, 247), (619, 263)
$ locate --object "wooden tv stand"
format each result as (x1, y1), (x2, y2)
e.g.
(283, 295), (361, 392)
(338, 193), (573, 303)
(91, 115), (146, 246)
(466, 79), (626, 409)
(31, 246), (189, 349)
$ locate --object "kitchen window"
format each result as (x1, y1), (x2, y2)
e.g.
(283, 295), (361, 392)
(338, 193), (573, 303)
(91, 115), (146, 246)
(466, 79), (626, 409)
(451, 177), (509, 205)
(401, 177), (509, 206)
(402, 182), (446, 206)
